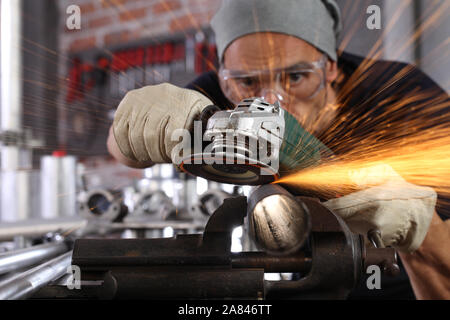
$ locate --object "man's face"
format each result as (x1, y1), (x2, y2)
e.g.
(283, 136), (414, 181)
(222, 33), (338, 135)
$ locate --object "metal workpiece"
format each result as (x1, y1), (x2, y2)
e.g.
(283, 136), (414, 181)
(180, 98), (285, 185)
(78, 189), (128, 222)
(0, 265), (34, 285)
(247, 184), (312, 255)
(0, 251), (72, 300)
(0, 241), (70, 275)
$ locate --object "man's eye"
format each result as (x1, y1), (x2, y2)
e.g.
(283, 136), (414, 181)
(237, 77), (255, 87)
(288, 72), (304, 84)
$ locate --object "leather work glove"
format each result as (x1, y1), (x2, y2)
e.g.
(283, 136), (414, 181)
(113, 83), (213, 163)
(323, 164), (437, 252)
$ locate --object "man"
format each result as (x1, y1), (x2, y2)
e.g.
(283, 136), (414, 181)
(107, 0), (450, 299)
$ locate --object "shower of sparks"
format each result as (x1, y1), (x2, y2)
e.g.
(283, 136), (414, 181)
(273, 0), (450, 206)
(276, 132), (450, 197)
(255, 2), (450, 221)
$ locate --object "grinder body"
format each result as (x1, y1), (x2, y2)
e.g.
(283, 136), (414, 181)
(180, 97), (332, 185)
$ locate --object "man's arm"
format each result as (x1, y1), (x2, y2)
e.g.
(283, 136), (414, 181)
(107, 126), (155, 169)
(399, 212), (450, 300)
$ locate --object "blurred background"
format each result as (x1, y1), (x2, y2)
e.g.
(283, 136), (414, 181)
(0, 0), (448, 244)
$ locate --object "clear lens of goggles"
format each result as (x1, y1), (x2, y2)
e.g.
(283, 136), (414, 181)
(219, 55), (327, 105)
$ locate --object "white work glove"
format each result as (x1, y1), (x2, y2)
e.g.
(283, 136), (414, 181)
(113, 83), (213, 163)
(323, 164), (437, 252)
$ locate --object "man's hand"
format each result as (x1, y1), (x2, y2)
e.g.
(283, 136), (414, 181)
(109, 83), (213, 166)
(323, 164), (437, 252)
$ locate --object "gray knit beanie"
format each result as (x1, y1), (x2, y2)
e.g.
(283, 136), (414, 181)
(211, 0), (342, 61)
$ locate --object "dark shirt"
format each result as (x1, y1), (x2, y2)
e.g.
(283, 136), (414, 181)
(186, 52), (449, 299)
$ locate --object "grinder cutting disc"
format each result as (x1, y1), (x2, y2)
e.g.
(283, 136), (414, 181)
(180, 152), (280, 185)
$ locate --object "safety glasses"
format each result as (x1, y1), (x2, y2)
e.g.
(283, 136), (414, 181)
(218, 54), (327, 105)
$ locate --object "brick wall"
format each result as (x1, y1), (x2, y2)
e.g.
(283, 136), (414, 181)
(55, 0), (222, 158)
(58, 0), (222, 54)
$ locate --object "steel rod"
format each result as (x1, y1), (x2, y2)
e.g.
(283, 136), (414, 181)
(0, 251), (72, 300)
(0, 217), (86, 241)
(0, 241), (69, 275)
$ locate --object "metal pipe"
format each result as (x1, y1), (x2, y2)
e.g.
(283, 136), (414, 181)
(41, 155), (77, 219)
(0, 242), (69, 275)
(1, 0), (22, 131)
(0, 251), (72, 300)
(0, 217), (87, 241)
(0, 266), (32, 284)
(1, 0), (29, 223)
(247, 184), (312, 255)
(79, 189), (127, 222)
